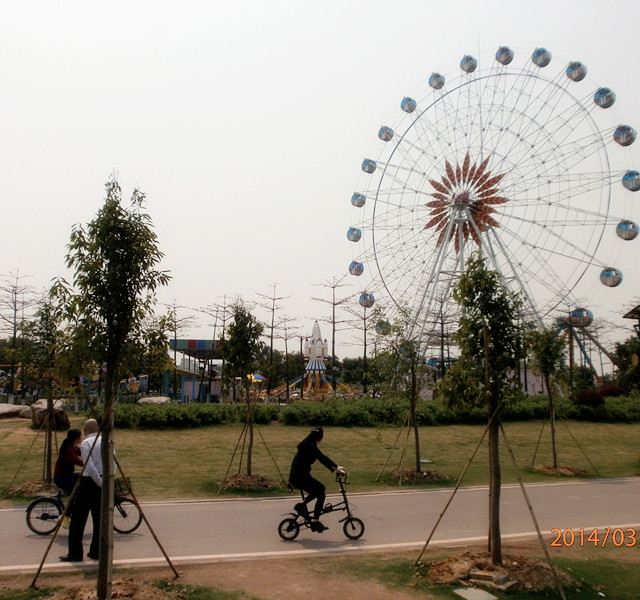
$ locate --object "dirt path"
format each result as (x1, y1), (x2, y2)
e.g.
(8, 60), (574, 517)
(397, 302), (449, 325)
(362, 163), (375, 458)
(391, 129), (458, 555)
(181, 557), (429, 600)
(1, 553), (432, 600)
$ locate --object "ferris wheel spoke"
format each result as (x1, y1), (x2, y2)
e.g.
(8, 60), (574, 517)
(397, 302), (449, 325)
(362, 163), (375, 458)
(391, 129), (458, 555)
(506, 117), (610, 180)
(407, 216), (459, 338)
(484, 73), (564, 168)
(410, 105), (455, 166)
(505, 158), (613, 188)
(497, 230), (587, 312)
(506, 83), (592, 162)
(486, 230), (579, 316)
(391, 132), (440, 167)
(504, 210), (601, 259)
(372, 192), (426, 213)
(497, 217), (603, 273)
(496, 75), (576, 159)
(482, 228), (541, 320)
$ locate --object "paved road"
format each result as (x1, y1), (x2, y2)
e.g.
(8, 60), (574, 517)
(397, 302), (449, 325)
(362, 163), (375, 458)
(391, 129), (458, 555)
(1, 478), (638, 572)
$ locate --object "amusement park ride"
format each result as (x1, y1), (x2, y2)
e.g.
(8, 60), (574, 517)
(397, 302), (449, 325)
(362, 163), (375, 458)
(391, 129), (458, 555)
(267, 321), (336, 401)
(347, 45), (639, 380)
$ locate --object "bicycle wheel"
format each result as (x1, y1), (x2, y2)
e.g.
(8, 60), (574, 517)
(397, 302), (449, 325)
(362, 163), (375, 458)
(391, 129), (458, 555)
(277, 517), (300, 541)
(113, 498), (142, 534)
(342, 517), (365, 540)
(26, 498), (62, 535)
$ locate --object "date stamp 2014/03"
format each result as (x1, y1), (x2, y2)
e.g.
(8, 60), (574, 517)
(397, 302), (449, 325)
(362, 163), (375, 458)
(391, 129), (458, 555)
(550, 528), (639, 548)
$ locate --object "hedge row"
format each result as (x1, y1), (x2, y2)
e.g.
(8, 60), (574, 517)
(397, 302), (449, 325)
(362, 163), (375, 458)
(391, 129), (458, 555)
(92, 394), (640, 429)
(93, 402), (280, 429)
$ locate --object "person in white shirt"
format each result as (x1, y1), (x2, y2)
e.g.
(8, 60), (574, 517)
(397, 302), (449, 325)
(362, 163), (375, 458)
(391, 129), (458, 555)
(60, 418), (102, 562)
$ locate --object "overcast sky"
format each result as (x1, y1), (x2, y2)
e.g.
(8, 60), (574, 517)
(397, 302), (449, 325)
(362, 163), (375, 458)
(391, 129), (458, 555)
(1, 0), (638, 358)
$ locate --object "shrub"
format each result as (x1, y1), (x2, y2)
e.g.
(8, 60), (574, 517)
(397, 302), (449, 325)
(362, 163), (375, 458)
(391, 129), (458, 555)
(597, 383), (625, 398)
(575, 388), (604, 407)
(89, 392), (639, 429)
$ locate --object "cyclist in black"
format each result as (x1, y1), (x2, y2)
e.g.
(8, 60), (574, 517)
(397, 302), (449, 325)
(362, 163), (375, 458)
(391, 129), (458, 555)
(288, 427), (343, 532)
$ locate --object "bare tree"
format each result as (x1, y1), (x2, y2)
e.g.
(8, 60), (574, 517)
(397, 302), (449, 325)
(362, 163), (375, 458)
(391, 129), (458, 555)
(276, 316), (300, 403)
(312, 276), (352, 394)
(161, 301), (196, 400)
(255, 284), (289, 398)
(0, 271), (36, 403)
(344, 298), (374, 394)
(195, 298), (234, 401)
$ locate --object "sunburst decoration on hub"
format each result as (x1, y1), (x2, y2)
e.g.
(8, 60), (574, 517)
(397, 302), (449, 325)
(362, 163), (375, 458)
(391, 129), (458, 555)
(424, 153), (509, 252)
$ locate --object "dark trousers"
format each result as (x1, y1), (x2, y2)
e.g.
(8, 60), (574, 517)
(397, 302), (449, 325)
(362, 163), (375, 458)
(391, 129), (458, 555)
(68, 477), (101, 560)
(295, 475), (326, 519)
(54, 472), (80, 495)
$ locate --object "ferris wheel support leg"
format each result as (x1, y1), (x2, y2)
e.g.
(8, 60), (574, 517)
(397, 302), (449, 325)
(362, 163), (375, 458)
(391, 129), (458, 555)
(409, 216), (458, 343)
(486, 229), (542, 326)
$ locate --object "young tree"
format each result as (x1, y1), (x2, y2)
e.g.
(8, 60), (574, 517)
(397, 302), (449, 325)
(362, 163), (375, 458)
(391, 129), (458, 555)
(526, 325), (567, 469)
(374, 312), (425, 473)
(221, 302), (264, 474)
(21, 287), (67, 482)
(63, 178), (169, 600)
(445, 252), (522, 565)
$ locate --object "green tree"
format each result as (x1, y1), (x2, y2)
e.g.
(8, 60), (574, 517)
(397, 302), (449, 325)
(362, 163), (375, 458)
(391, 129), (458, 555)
(526, 325), (566, 469)
(436, 358), (483, 408)
(221, 302), (264, 474)
(255, 346), (286, 390)
(21, 287), (67, 482)
(63, 178), (169, 600)
(340, 356), (365, 386)
(445, 252), (522, 565)
(613, 335), (640, 391)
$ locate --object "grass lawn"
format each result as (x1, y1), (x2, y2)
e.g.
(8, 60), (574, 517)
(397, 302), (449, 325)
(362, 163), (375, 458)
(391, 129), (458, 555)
(1, 417), (638, 500)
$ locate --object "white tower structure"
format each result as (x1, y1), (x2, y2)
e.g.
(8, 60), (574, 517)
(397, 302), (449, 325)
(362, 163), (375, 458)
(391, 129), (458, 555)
(302, 321), (331, 398)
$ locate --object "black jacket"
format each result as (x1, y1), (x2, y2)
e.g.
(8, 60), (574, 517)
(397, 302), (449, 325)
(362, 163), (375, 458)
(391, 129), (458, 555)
(289, 435), (336, 485)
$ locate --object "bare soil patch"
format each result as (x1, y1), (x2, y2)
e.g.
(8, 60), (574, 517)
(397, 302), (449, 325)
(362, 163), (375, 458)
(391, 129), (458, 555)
(45, 577), (173, 600)
(4, 479), (57, 498)
(395, 469), (449, 484)
(532, 464), (587, 476)
(219, 474), (281, 492)
(423, 550), (576, 592)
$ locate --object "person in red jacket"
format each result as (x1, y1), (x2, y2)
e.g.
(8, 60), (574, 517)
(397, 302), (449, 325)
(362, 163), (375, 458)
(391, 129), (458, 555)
(54, 428), (83, 494)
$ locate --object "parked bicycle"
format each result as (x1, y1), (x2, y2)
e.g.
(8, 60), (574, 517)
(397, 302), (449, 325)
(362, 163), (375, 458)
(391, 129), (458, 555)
(278, 470), (365, 541)
(26, 477), (142, 536)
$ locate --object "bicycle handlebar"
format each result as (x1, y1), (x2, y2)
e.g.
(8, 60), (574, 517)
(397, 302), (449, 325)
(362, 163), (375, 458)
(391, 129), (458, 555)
(335, 470), (348, 483)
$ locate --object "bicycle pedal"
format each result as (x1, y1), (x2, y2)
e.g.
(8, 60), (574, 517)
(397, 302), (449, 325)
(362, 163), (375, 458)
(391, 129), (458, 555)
(62, 516), (71, 529)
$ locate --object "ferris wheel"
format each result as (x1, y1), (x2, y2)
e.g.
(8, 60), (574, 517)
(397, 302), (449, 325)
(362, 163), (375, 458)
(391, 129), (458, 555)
(347, 45), (639, 347)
